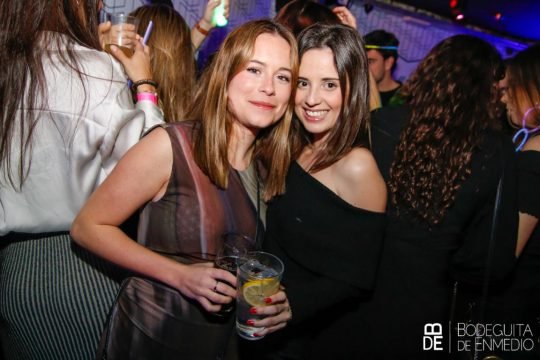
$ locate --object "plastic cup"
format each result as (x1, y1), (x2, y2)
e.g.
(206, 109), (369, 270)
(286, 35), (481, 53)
(104, 14), (139, 57)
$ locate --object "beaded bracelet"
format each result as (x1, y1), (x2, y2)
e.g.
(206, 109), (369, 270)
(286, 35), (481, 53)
(195, 21), (210, 36)
(131, 79), (158, 92)
(136, 92), (158, 105)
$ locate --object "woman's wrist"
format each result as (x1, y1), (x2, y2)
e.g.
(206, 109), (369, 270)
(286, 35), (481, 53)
(136, 84), (157, 93)
(199, 18), (213, 30)
(136, 92), (158, 105)
(195, 19), (213, 36)
(131, 79), (158, 93)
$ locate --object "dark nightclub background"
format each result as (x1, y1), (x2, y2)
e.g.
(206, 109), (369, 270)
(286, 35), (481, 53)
(103, 0), (538, 85)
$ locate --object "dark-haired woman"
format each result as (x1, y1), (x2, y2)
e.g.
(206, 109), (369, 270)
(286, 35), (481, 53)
(0, 0), (162, 358)
(256, 23), (386, 359)
(365, 35), (518, 359)
(274, 0), (382, 112)
(488, 44), (540, 360)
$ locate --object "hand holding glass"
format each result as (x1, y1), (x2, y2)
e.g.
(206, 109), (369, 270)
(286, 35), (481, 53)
(214, 233), (254, 316)
(236, 251), (284, 340)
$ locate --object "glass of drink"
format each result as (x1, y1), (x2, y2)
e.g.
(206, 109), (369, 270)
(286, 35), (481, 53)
(104, 14), (139, 57)
(214, 233), (254, 316)
(236, 251), (284, 340)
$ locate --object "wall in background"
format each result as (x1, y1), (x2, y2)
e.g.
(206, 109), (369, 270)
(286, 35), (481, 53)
(103, 0), (274, 69)
(103, 0), (529, 81)
(350, 1), (528, 83)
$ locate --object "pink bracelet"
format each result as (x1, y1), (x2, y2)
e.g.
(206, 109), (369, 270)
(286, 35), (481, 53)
(136, 92), (158, 105)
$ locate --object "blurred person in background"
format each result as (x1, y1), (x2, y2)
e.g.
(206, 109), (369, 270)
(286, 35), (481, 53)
(489, 44), (540, 360)
(364, 29), (401, 107)
(131, 4), (196, 122)
(0, 0), (163, 358)
(365, 35), (517, 359)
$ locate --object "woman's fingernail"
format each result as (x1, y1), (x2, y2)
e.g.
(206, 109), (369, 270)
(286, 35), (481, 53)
(247, 320), (255, 326)
(253, 333), (261, 337)
(264, 297), (272, 304)
(249, 307), (257, 314)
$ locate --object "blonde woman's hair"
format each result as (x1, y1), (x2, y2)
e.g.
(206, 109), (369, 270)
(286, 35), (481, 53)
(131, 4), (195, 122)
(185, 20), (298, 200)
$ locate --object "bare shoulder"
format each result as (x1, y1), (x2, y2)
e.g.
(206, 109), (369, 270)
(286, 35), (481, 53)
(523, 135), (540, 152)
(334, 147), (387, 212)
(118, 126), (172, 168)
(110, 126), (173, 200)
(336, 147), (381, 182)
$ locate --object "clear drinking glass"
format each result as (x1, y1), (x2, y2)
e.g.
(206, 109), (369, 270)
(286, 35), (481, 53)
(214, 233), (254, 316)
(236, 251), (284, 340)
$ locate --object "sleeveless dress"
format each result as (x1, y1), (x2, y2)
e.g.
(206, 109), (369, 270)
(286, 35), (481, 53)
(247, 161), (386, 359)
(97, 121), (261, 359)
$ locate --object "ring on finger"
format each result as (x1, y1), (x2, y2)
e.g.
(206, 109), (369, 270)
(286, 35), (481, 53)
(213, 280), (219, 293)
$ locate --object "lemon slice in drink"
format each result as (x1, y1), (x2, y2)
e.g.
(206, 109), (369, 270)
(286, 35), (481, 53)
(242, 278), (280, 306)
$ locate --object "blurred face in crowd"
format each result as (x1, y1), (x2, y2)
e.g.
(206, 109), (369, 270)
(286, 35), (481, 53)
(367, 49), (393, 84)
(500, 74), (537, 128)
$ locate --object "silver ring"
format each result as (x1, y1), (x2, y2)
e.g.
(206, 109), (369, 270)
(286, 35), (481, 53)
(213, 280), (219, 293)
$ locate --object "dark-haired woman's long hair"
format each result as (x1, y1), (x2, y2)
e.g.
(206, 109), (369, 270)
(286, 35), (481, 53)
(0, 0), (101, 188)
(291, 23), (370, 172)
(389, 35), (505, 225)
(505, 44), (540, 127)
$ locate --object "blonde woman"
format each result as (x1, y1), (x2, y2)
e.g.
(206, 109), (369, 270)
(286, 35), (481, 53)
(71, 20), (297, 359)
(131, 4), (196, 122)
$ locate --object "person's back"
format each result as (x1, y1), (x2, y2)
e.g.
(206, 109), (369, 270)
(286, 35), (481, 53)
(1, 32), (160, 234)
(359, 35), (517, 359)
(131, 4), (196, 122)
(0, 1), (162, 358)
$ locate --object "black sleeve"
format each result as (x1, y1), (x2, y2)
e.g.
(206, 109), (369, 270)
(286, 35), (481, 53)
(371, 105), (408, 181)
(286, 275), (362, 325)
(451, 137), (518, 286)
(517, 151), (540, 217)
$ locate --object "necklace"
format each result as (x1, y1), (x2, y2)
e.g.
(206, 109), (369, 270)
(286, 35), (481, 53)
(512, 106), (540, 152)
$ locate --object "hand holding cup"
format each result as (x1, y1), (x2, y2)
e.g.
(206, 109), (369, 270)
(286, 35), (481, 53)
(213, 233), (254, 316)
(104, 14), (139, 57)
